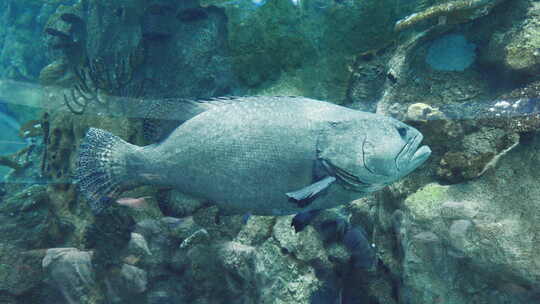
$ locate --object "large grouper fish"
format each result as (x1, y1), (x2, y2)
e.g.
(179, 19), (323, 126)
(76, 96), (431, 216)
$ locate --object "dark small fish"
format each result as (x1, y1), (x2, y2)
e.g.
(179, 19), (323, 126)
(319, 218), (349, 242)
(60, 13), (83, 24)
(292, 209), (321, 232)
(242, 212), (251, 224)
(387, 72), (397, 84)
(343, 227), (376, 269)
(177, 8), (209, 22)
(44, 28), (71, 40)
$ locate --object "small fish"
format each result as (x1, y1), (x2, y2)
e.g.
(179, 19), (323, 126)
(76, 96), (430, 215)
(60, 13), (83, 24)
(116, 196), (151, 209)
(343, 227), (376, 269)
(291, 209), (321, 232)
(44, 28), (71, 40)
(242, 212), (251, 224)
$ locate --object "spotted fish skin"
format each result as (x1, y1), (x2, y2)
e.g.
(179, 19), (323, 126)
(77, 96), (431, 215)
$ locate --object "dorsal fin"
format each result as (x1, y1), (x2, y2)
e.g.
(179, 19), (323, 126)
(139, 96), (302, 142)
(199, 96), (260, 106)
(140, 96), (256, 143)
(140, 98), (208, 142)
(142, 98), (210, 120)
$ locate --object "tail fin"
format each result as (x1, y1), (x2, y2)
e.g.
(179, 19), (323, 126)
(76, 128), (136, 214)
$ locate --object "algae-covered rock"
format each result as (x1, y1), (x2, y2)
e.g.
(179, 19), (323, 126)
(38, 59), (72, 87)
(481, 0), (540, 76)
(215, 239), (323, 303)
(42, 248), (102, 304)
(249, 238), (320, 303)
(436, 128), (519, 184)
(0, 245), (44, 295)
(125, 232), (152, 264)
(216, 241), (259, 301)
(395, 0), (508, 32)
(83, 206), (135, 272)
(201, 0), (396, 101)
(0, 1), (60, 81)
(104, 264), (148, 301)
(0, 185), (71, 249)
(167, 216), (202, 240)
(403, 183), (448, 224)
(273, 215), (328, 264)
(235, 215), (275, 246)
(130, 218), (177, 278)
(89, 0), (235, 99)
(406, 103), (445, 122)
(398, 134), (540, 303)
(479, 0), (540, 77)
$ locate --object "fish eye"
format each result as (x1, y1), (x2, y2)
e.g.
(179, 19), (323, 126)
(396, 127), (407, 138)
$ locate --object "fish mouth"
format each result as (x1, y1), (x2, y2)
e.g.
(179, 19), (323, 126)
(396, 134), (431, 174)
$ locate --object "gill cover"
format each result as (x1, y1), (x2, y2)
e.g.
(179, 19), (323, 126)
(317, 120), (376, 190)
(316, 119), (418, 190)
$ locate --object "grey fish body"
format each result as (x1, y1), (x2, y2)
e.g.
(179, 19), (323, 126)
(77, 96), (431, 215)
(136, 97), (358, 215)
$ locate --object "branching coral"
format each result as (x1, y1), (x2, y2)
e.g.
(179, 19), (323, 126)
(63, 49), (146, 115)
(44, 8), (146, 115)
(0, 148), (33, 171)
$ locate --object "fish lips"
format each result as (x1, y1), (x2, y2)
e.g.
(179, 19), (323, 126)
(396, 133), (431, 175)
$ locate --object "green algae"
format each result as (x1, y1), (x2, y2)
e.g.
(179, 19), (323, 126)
(404, 183), (449, 222)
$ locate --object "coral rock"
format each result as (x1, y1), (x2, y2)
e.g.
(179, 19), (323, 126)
(38, 60), (71, 86)
(42, 248), (100, 304)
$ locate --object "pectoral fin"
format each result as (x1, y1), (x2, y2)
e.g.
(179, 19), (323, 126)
(286, 176), (336, 208)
